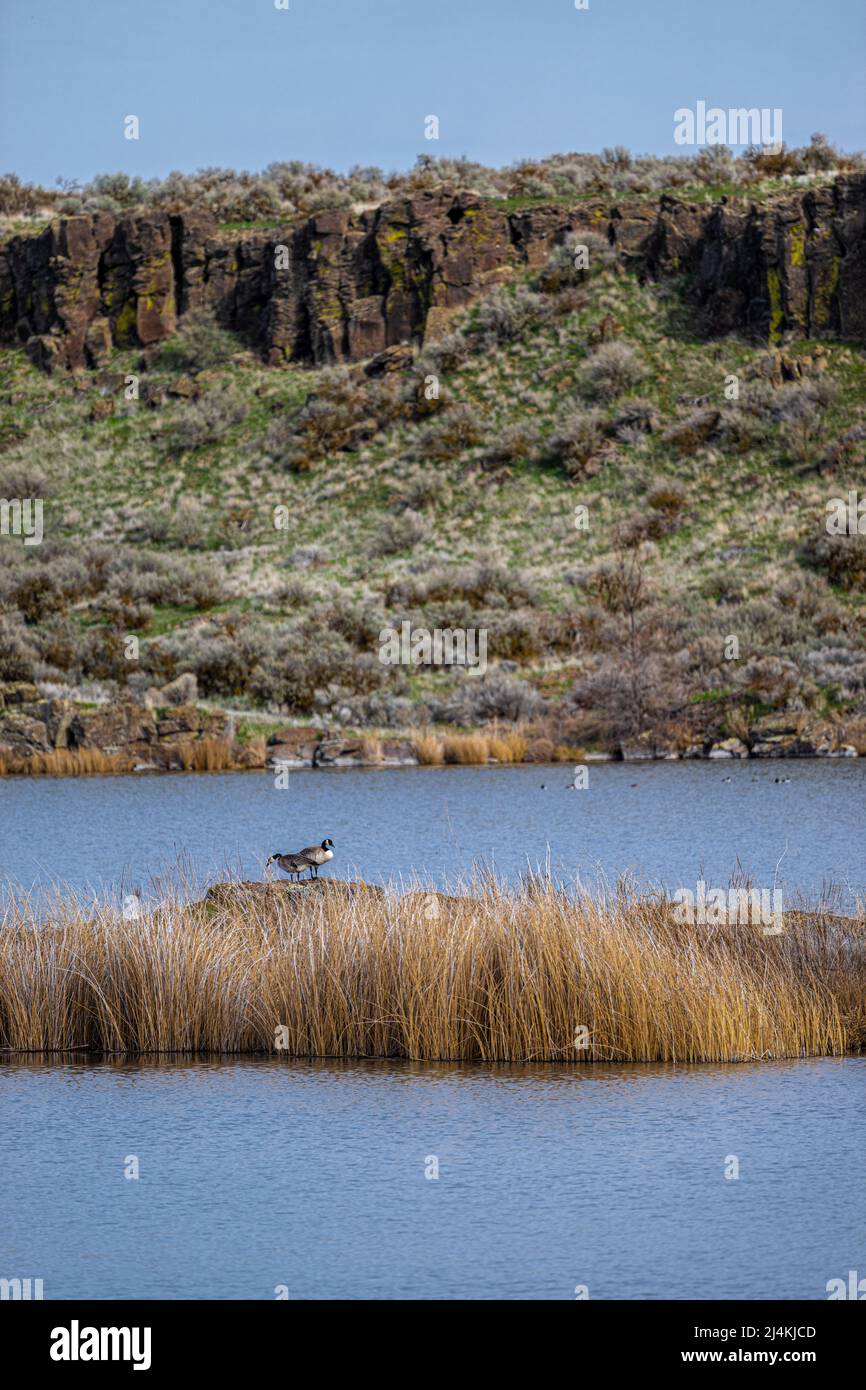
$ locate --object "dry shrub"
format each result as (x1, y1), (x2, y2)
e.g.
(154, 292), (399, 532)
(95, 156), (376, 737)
(359, 736), (384, 763)
(469, 286), (550, 344)
(551, 743), (587, 762)
(802, 529), (866, 592)
(547, 406), (609, 479)
(580, 341), (646, 401)
(0, 748), (131, 777)
(412, 729), (527, 764)
(413, 403), (486, 462)
(486, 419), (542, 464)
(662, 407), (721, 455)
(442, 733), (490, 764)
(155, 309), (241, 372)
(486, 731), (528, 763)
(411, 732), (444, 765)
(534, 231), (616, 294)
(828, 714), (866, 754)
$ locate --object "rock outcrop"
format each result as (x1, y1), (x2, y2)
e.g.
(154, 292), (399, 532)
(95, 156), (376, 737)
(0, 685), (234, 770)
(3, 177), (864, 373)
(203, 878), (384, 913)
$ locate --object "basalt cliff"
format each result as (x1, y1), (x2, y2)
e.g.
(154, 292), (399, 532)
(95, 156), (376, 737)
(2, 175), (865, 373)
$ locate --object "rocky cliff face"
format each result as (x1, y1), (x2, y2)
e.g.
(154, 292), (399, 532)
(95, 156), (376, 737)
(2, 176), (864, 372)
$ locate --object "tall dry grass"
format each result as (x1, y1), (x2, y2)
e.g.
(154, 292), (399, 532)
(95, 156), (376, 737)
(0, 738), (243, 777)
(0, 881), (862, 1062)
(175, 738), (236, 772)
(0, 748), (131, 777)
(411, 729), (529, 765)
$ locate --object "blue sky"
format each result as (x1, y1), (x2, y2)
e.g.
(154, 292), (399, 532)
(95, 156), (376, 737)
(1, 0), (863, 183)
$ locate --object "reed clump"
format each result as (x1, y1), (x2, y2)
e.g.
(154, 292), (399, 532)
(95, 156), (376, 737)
(0, 882), (863, 1062)
(0, 747), (132, 777)
(442, 733), (492, 764)
(411, 729), (529, 765)
(175, 738), (236, 772)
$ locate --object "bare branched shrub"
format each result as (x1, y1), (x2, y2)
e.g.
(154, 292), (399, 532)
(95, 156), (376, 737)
(611, 397), (659, 441)
(546, 406), (609, 479)
(580, 341), (646, 401)
(485, 418), (542, 464)
(160, 389), (248, 451)
(412, 403), (486, 462)
(534, 231), (616, 294)
(802, 529), (866, 592)
(662, 407), (721, 455)
(370, 509), (431, 557)
(0, 613), (39, 680)
(155, 309), (242, 372)
(469, 286), (550, 345)
(426, 670), (542, 724)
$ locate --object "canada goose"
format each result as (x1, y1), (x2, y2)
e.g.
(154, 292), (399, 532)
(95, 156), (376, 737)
(266, 852), (309, 881)
(299, 838), (336, 878)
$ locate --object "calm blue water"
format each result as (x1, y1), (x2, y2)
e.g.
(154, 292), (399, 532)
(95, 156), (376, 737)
(0, 759), (864, 906)
(0, 1056), (863, 1300)
(1, 763), (864, 1300)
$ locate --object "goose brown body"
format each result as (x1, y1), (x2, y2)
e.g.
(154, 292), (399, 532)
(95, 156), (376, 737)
(266, 838), (335, 880)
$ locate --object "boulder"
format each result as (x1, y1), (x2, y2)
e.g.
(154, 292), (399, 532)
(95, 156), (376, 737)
(155, 704), (200, 739)
(37, 697), (74, 749)
(203, 878), (385, 914)
(619, 736), (660, 760)
(364, 343), (415, 377)
(266, 727), (321, 767)
(313, 737), (364, 767)
(84, 317), (113, 367)
(69, 700), (156, 752)
(0, 681), (38, 708)
(708, 737), (749, 759)
(379, 738), (418, 766)
(0, 712), (51, 757)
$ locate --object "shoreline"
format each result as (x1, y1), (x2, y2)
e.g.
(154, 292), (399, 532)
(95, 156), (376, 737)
(2, 745), (863, 779)
(1, 740), (863, 779)
(1, 684), (862, 779)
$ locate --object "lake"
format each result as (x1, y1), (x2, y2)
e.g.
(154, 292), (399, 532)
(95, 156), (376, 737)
(1, 1055), (863, 1300)
(1, 761), (863, 1300)
(1, 759), (864, 906)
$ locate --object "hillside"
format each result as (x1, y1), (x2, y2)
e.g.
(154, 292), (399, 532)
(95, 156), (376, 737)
(1, 158), (865, 772)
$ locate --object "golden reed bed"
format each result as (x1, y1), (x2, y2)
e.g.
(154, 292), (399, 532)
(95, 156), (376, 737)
(0, 881), (864, 1063)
